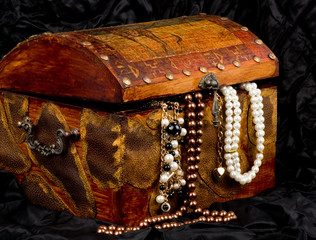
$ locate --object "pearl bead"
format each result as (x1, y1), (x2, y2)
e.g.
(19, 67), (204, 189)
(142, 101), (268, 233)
(224, 153), (232, 160)
(173, 150), (179, 157)
(224, 138), (232, 144)
(170, 162), (179, 171)
(173, 183), (180, 190)
(234, 108), (241, 115)
(226, 116), (233, 123)
(257, 144), (264, 152)
(254, 159), (262, 167)
(160, 174), (169, 183)
(226, 159), (233, 166)
(164, 154), (174, 163)
(227, 166), (234, 172)
(233, 129), (240, 136)
(225, 109), (233, 116)
(178, 118), (184, 125)
(234, 115), (241, 122)
(171, 140), (178, 148)
(256, 130), (265, 137)
(252, 165), (259, 173)
(156, 195), (165, 203)
(225, 130), (233, 137)
(233, 122), (241, 129)
(256, 153), (263, 160)
(232, 136), (239, 143)
(177, 169), (184, 176)
(257, 137), (265, 144)
(224, 144), (232, 152)
(231, 143), (238, 150)
(161, 118), (169, 127)
(226, 123), (233, 130)
(180, 179), (186, 186)
(180, 128), (187, 136)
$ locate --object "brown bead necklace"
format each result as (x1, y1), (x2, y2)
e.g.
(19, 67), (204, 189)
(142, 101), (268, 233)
(97, 92), (236, 236)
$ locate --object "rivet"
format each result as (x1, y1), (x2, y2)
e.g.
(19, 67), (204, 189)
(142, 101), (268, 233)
(182, 69), (191, 76)
(254, 38), (263, 45)
(220, 17), (229, 21)
(142, 76), (151, 84)
(100, 54), (109, 61)
(122, 77), (131, 87)
(232, 60), (241, 68)
(253, 56), (261, 63)
(82, 41), (92, 46)
(216, 63), (225, 71)
(199, 66), (208, 73)
(165, 72), (174, 80)
(240, 26), (248, 31)
(268, 53), (276, 60)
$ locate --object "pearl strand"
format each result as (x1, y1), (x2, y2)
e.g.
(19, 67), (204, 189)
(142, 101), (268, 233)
(220, 82), (265, 185)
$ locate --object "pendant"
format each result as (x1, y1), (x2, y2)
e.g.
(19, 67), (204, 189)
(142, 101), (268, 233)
(212, 167), (225, 181)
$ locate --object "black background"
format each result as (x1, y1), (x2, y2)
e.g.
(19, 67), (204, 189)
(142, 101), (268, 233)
(0, 0), (316, 239)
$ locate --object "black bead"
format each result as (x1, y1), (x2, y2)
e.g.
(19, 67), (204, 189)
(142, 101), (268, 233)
(179, 139), (185, 145)
(163, 165), (171, 171)
(167, 105), (173, 110)
(178, 190), (183, 197)
(178, 107), (183, 113)
(174, 159), (179, 164)
(166, 122), (181, 136)
(162, 203), (170, 211)
(160, 185), (166, 190)
(168, 193), (174, 199)
(165, 143), (173, 150)
(170, 151), (176, 156)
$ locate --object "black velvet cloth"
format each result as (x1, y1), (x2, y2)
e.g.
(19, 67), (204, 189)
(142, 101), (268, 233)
(0, 0), (316, 239)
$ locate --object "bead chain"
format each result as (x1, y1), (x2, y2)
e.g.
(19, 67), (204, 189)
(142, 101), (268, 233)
(220, 82), (265, 185)
(156, 102), (187, 212)
(97, 92), (237, 236)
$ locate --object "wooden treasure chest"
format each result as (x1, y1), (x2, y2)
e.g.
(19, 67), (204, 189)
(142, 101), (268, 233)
(0, 15), (278, 228)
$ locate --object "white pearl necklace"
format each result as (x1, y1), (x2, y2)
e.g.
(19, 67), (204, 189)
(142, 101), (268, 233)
(220, 82), (265, 185)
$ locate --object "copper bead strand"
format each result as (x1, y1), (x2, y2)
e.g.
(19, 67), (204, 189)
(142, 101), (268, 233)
(184, 92), (204, 209)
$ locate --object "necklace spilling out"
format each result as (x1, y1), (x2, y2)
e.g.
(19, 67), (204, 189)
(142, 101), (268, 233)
(98, 91), (237, 236)
(219, 82), (265, 184)
(156, 101), (187, 212)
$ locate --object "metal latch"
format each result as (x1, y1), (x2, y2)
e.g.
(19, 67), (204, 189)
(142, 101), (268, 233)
(198, 73), (220, 127)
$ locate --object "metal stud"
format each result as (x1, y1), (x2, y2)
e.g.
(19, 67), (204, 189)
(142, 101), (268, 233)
(220, 17), (229, 21)
(82, 41), (92, 46)
(216, 63), (225, 71)
(268, 53), (276, 60)
(122, 77), (131, 87)
(253, 56), (261, 63)
(232, 60), (241, 68)
(165, 72), (174, 80)
(142, 76), (151, 84)
(199, 66), (208, 73)
(254, 38), (263, 45)
(100, 54), (109, 61)
(182, 69), (191, 76)
(240, 26), (248, 31)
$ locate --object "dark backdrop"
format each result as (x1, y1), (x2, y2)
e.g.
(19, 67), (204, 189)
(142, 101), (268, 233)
(0, 0), (315, 239)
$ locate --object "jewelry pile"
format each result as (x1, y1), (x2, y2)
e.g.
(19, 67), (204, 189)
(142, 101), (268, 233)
(97, 82), (266, 235)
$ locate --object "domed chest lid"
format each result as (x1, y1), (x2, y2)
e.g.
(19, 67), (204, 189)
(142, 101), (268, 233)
(0, 15), (278, 103)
